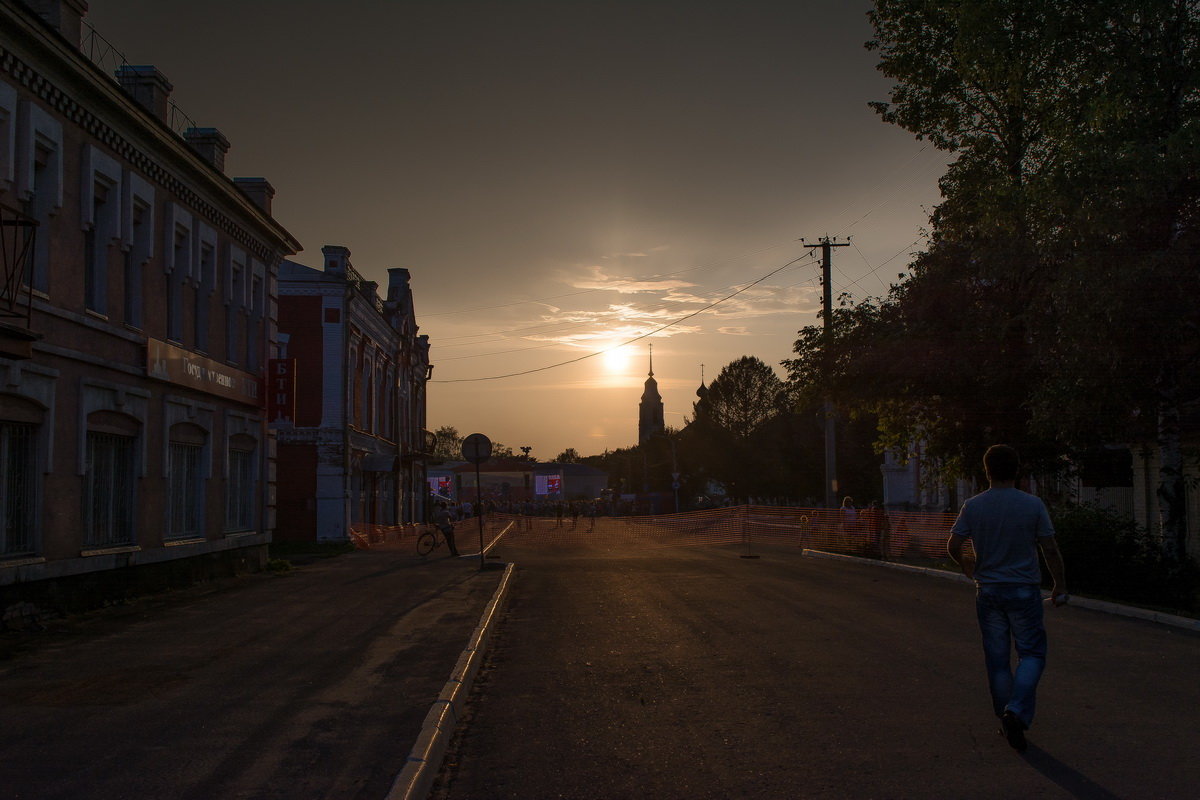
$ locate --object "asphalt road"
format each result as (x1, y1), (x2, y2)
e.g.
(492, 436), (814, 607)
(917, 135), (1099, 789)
(436, 537), (1200, 799)
(0, 550), (502, 800)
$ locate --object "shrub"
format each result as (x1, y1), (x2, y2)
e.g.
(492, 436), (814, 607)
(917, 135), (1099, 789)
(1050, 505), (1199, 614)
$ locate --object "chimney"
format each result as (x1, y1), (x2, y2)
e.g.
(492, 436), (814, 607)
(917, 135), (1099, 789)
(25, 0), (88, 47)
(115, 65), (173, 123)
(184, 127), (230, 172)
(321, 245), (351, 277)
(386, 268), (412, 302)
(233, 177), (275, 216)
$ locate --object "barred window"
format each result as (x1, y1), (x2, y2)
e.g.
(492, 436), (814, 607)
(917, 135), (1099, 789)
(168, 441), (203, 538)
(85, 431), (135, 547)
(226, 444), (255, 532)
(0, 421), (36, 555)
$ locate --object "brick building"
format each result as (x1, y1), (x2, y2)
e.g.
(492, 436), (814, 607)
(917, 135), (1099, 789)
(275, 245), (432, 542)
(0, 0), (300, 600)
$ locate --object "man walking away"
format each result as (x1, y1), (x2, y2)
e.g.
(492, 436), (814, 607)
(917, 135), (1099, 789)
(947, 444), (1068, 753)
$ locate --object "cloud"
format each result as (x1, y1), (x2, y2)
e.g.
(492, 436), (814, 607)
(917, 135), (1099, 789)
(568, 265), (696, 294)
(717, 326), (751, 335)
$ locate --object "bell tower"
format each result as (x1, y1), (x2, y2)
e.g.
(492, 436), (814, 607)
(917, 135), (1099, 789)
(638, 344), (665, 444)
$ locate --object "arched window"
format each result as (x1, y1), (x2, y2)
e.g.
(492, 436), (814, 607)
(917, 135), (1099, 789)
(167, 422), (207, 538)
(0, 394), (41, 556)
(226, 433), (257, 532)
(84, 410), (139, 547)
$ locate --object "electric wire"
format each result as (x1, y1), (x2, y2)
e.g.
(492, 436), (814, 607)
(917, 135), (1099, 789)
(430, 254), (811, 382)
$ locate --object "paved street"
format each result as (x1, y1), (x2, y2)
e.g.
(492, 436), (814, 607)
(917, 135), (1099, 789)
(0, 551), (501, 800)
(437, 536), (1200, 799)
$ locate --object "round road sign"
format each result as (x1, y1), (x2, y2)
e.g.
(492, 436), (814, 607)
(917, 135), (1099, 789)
(462, 433), (493, 464)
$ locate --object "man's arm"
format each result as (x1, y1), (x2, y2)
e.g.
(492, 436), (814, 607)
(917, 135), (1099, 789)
(1039, 535), (1069, 605)
(947, 533), (974, 580)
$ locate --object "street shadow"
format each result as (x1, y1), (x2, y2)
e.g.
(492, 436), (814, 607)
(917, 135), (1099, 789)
(1022, 745), (1123, 800)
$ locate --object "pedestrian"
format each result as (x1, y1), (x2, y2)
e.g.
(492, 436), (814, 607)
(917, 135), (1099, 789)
(947, 444), (1068, 753)
(432, 502), (460, 557)
(839, 496), (857, 549)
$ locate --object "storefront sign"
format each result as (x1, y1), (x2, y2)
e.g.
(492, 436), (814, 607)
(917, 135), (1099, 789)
(147, 338), (261, 405)
(267, 358), (296, 422)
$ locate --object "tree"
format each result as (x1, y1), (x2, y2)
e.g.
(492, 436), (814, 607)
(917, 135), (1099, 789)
(431, 425), (463, 461)
(704, 356), (788, 439)
(555, 447), (582, 463)
(858, 0), (1200, 556)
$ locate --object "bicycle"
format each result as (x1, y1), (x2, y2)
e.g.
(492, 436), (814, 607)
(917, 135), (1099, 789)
(417, 524), (455, 557)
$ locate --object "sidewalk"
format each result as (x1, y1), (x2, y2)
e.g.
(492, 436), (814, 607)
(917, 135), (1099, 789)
(0, 547), (504, 800)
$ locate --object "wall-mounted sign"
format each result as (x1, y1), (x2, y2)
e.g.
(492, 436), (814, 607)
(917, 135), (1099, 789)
(147, 338), (261, 406)
(267, 358), (296, 422)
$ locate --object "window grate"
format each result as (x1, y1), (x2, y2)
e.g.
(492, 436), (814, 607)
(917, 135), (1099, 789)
(85, 432), (136, 547)
(168, 442), (202, 537)
(226, 448), (255, 531)
(1, 422), (36, 555)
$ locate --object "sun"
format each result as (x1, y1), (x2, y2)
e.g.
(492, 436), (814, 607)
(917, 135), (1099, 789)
(601, 345), (631, 373)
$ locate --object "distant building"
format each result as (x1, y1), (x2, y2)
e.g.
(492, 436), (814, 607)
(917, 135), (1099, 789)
(534, 462), (608, 500)
(638, 345), (664, 444)
(0, 0), (300, 600)
(453, 458), (534, 503)
(275, 246), (433, 541)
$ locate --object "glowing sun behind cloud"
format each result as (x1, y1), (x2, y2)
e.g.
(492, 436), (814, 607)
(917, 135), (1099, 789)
(601, 345), (632, 374)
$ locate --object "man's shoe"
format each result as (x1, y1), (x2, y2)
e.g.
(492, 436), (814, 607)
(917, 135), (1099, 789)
(1000, 711), (1028, 753)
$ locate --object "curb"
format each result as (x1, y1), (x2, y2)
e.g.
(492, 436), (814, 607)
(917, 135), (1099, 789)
(801, 548), (1200, 633)
(385, 562), (516, 800)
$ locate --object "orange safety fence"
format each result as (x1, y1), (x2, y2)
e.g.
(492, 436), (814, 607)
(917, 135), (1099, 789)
(348, 522), (423, 550)
(484, 506), (965, 559)
(350, 506), (967, 562)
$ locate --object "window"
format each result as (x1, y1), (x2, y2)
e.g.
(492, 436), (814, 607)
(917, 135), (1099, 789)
(85, 431), (136, 547)
(83, 178), (117, 313)
(195, 236), (215, 352)
(0, 81), (17, 192)
(167, 225), (189, 342)
(17, 102), (63, 294)
(167, 423), (206, 538)
(226, 436), (256, 531)
(0, 421), (36, 555)
(123, 198), (149, 326)
(226, 248), (246, 364)
(82, 146), (122, 316)
(245, 272), (262, 370)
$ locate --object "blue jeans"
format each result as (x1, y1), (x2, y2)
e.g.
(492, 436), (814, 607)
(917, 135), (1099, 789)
(976, 583), (1047, 729)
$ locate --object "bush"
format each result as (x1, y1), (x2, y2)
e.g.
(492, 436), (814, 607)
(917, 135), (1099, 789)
(1050, 505), (1199, 614)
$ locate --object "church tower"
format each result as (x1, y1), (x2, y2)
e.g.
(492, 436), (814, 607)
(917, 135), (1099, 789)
(638, 344), (665, 444)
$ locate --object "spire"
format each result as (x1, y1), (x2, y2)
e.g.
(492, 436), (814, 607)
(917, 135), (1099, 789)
(648, 342), (654, 377)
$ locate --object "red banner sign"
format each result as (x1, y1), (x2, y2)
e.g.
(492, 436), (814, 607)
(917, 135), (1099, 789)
(267, 358), (297, 423)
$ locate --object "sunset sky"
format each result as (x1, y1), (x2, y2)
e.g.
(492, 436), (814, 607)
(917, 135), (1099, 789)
(87, 0), (946, 459)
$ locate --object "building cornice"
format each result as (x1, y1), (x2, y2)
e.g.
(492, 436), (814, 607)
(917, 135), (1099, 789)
(0, 2), (301, 260)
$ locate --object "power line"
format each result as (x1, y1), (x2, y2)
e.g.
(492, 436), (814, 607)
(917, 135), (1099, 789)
(420, 237), (805, 318)
(433, 255), (814, 349)
(430, 254), (812, 383)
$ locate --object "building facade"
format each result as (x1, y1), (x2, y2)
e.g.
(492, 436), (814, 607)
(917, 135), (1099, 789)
(0, 0), (299, 597)
(275, 246), (432, 541)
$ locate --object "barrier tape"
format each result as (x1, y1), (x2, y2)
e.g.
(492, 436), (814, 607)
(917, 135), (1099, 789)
(349, 506), (968, 562)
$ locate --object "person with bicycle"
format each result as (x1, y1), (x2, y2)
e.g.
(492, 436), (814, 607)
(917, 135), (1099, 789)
(432, 502), (460, 557)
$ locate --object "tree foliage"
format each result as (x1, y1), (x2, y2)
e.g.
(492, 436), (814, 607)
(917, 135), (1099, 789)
(555, 447), (582, 463)
(805, 0), (1200, 555)
(701, 356), (788, 439)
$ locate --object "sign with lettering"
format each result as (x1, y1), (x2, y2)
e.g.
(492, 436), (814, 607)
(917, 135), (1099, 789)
(267, 358), (296, 422)
(147, 338), (261, 406)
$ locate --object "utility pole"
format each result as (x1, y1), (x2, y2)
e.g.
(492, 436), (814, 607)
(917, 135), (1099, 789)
(804, 236), (849, 510)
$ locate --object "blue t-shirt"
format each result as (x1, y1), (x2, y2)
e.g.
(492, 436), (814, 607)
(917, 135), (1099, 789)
(950, 488), (1055, 584)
